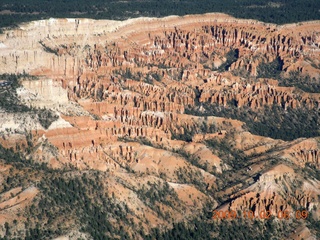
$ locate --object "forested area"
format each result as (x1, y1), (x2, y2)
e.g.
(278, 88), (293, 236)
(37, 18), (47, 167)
(0, 144), (307, 240)
(186, 103), (320, 141)
(0, 0), (319, 29)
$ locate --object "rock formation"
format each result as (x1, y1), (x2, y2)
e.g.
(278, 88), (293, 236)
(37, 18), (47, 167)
(0, 13), (319, 239)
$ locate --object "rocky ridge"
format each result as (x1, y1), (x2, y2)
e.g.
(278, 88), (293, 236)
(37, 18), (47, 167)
(0, 13), (319, 239)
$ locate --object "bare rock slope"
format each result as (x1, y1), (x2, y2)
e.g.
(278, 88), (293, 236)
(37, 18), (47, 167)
(0, 13), (319, 239)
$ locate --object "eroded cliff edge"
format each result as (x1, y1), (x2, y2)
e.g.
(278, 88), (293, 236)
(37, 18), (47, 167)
(0, 13), (319, 239)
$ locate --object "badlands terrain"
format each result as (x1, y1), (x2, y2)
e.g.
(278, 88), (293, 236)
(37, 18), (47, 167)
(0, 13), (319, 239)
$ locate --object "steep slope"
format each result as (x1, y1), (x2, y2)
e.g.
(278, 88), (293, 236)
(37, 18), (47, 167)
(0, 14), (319, 239)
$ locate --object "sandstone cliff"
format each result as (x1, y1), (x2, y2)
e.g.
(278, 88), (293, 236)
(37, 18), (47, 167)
(0, 13), (319, 239)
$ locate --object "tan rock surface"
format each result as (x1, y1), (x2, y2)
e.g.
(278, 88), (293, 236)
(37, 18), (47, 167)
(0, 13), (319, 238)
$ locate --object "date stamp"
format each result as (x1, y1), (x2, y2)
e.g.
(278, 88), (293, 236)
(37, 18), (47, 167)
(212, 209), (309, 220)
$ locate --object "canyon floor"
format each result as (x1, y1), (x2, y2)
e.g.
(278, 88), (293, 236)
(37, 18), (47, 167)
(0, 13), (319, 239)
